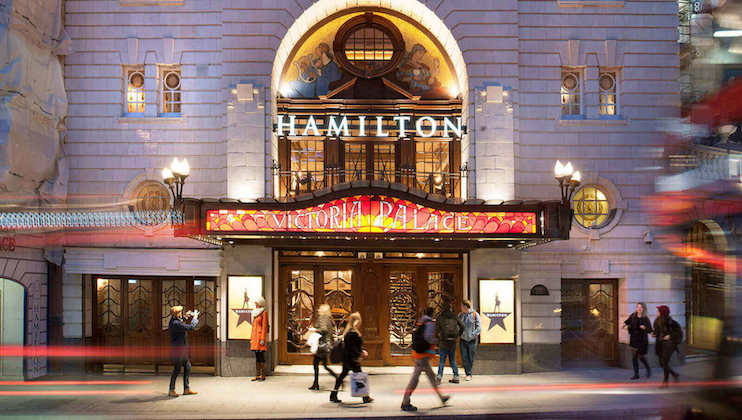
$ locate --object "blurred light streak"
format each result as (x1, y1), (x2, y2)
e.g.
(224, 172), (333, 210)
(0, 345), (216, 358)
(395, 380), (742, 394)
(0, 390), (152, 396)
(0, 380), (151, 386)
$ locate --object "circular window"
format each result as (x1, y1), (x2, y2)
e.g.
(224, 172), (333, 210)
(129, 71), (144, 88)
(333, 13), (405, 79)
(572, 186), (615, 229)
(599, 73), (615, 91)
(133, 182), (171, 214)
(562, 73), (578, 91)
(164, 72), (181, 90)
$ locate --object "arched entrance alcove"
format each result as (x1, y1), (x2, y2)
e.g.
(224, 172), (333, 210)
(270, 0), (469, 111)
(0, 277), (26, 379)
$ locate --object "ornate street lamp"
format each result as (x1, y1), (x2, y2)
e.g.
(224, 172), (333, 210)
(162, 157), (190, 202)
(554, 160), (581, 206)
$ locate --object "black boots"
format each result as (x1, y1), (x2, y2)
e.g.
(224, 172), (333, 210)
(308, 381), (319, 390)
(329, 390), (341, 403)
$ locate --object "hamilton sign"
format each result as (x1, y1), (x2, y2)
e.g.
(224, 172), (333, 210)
(275, 114), (463, 138)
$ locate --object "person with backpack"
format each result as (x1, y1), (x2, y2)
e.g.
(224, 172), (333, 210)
(436, 300), (465, 384)
(309, 304), (337, 390)
(401, 307), (450, 412)
(458, 299), (482, 381)
(652, 305), (683, 387)
(623, 302), (652, 380)
(329, 312), (373, 404)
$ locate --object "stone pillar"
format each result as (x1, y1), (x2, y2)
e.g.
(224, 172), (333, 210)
(474, 85), (515, 203)
(226, 84), (266, 201)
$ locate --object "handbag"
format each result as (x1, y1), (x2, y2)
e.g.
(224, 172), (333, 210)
(350, 371), (369, 397)
(329, 338), (344, 364)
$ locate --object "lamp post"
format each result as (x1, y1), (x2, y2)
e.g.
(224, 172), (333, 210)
(554, 160), (581, 207)
(163, 158), (190, 224)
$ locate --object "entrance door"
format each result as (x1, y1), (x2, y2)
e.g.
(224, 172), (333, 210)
(278, 252), (462, 365)
(93, 276), (217, 372)
(0, 278), (25, 379)
(561, 279), (618, 367)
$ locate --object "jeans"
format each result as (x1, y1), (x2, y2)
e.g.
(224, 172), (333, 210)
(169, 358), (191, 391)
(460, 339), (477, 376)
(437, 345), (459, 378)
(402, 357), (442, 406)
(312, 354), (336, 385)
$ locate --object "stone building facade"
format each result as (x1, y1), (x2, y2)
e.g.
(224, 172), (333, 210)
(55, 0), (681, 375)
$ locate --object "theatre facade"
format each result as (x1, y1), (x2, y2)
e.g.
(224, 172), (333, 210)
(54, 0), (683, 378)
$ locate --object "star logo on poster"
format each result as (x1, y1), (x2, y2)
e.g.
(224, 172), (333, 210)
(483, 312), (511, 331)
(232, 308), (253, 327)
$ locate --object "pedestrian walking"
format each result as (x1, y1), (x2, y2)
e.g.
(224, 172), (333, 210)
(623, 302), (652, 379)
(168, 306), (199, 397)
(436, 300), (465, 384)
(458, 299), (481, 381)
(309, 304), (337, 390)
(652, 305), (683, 387)
(329, 312), (373, 404)
(250, 296), (269, 381)
(401, 307), (450, 412)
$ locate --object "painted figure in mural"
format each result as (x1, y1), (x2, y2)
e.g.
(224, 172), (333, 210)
(396, 44), (440, 94)
(285, 42), (343, 98)
(242, 289), (249, 309)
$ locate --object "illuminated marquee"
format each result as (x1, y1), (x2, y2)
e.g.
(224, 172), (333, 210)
(206, 195), (536, 235)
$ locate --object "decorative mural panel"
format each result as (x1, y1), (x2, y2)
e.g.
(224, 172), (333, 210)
(227, 276), (263, 340)
(323, 270), (353, 335)
(206, 195), (537, 235)
(479, 279), (515, 344)
(287, 270), (314, 353)
(280, 12), (456, 99)
(389, 271), (417, 355)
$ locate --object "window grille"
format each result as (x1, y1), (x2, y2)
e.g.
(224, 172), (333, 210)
(561, 70), (581, 115)
(599, 71), (617, 116)
(374, 143), (395, 182)
(344, 27), (394, 73)
(290, 140), (324, 193)
(125, 68), (145, 114)
(572, 186), (612, 228)
(344, 143), (366, 180)
(161, 69), (182, 114)
(415, 141), (449, 191)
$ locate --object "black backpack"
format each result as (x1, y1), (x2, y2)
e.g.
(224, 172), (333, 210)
(669, 319), (684, 346)
(411, 320), (431, 353)
(438, 314), (460, 342)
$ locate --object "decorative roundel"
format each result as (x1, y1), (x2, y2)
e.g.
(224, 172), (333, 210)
(599, 73), (615, 91)
(333, 13), (405, 79)
(133, 182), (171, 214)
(562, 73), (578, 91)
(129, 71), (144, 88)
(165, 72), (181, 89)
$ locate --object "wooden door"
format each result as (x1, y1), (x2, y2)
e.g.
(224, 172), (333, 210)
(190, 279), (216, 366)
(561, 279), (618, 367)
(93, 277), (124, 365)
(356, 261), (385, 366)
(124, 278), (156, 365)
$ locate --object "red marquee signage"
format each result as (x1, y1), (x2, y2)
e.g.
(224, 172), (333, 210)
(206, 195), (537, 235)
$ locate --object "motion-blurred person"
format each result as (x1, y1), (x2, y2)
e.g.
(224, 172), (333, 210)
(250, 297), (269, 381)
(653, 305), (683, 387)
(401, 307), (450, 412)
(458, 299), (481, 381)
(309, 304), (337, 390)
(623, 302), (652, 379)
(436, 300), (464, 384)
(330, 312), (373, 404)
(168, 305), (199, 397)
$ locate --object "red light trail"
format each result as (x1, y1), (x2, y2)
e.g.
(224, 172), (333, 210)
(395, 380), (742, 394)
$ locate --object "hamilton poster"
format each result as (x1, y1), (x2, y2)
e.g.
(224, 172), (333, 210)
(479, 279), (515, 344)
(227, 276), (263, 340)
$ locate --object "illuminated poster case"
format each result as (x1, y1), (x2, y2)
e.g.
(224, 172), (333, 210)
(478, 279), (515, 344)
(227, 275), (264, 340)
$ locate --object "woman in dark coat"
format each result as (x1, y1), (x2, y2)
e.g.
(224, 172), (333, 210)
(309, 304), (337, 390)
(329, 312), (373, 404)
(623, 302), (652, 379)
(653, 305), (682, 386)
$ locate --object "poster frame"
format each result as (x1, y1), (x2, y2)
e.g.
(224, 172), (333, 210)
(477, 278), (517, 345)
(226, 274), (265, 341)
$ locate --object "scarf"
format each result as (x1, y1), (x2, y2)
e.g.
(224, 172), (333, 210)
(252, 307), (264, 319)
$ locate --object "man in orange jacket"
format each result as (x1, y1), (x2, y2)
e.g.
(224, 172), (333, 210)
(401, 307), (450, 412)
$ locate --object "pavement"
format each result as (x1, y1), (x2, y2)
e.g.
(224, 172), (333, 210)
(0, 361), (738, 419)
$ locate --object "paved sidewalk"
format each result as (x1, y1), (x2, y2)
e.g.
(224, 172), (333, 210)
(0, 364), (730, 419)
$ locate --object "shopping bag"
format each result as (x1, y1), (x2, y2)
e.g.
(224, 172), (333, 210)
(307, 331), (321, 355)
(350, 371), (369, 397)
